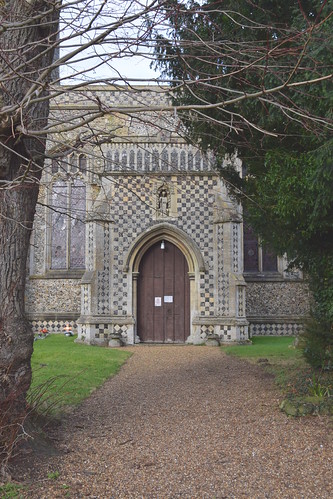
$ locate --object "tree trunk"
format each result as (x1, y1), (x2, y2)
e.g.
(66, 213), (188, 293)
(0, 0), (60, 469)
(0, 158), (39, 465)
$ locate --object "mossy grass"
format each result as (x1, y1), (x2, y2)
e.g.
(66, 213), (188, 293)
(0, 482), (24, 498)
(29, 334), (131, 414)
(221, 336), (332, 406)
(221, 336), (300, 360)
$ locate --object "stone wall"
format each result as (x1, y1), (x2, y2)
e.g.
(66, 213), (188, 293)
(246, 281), (310, 318)
(246, 279), (310, 336)
(26, 278), (81, 315)
(108, 174), (218, 317)
(26, 86), (311, 341)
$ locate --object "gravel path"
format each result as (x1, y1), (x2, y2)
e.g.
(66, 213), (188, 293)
(14, 346), (332, 498)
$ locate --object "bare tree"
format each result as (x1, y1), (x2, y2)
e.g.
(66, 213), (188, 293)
(0, 0), (61, 470)
(0, 0), (164, 472)
(0, 0), (331, 472)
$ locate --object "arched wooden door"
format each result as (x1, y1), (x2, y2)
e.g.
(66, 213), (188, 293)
(137, 241), (190, 343)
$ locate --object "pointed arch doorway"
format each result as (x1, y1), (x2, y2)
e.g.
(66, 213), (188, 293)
(137, 240), (190, 343)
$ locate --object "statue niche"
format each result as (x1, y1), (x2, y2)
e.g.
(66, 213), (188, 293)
(157, 186), (170, 218)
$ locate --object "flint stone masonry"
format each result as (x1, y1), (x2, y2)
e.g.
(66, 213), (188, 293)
(26, 279), (81, 314)
(246, 281), (310, 317)
(26, 86), (310, 343)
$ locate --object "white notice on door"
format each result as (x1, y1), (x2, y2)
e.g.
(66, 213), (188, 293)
(164, 296), (173, 303)
(155, 297), (162, 307)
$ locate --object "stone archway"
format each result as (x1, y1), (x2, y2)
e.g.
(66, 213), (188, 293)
(123, 223), (206, 343)
(137, 240), (190, 343)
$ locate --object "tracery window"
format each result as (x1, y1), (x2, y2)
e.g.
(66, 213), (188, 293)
(243, 224), (278, 273)
(50, 156), (86, 270)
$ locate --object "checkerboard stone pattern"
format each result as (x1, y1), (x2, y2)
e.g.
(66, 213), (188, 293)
(237, 286), (246, 317)
(31, 319), (77, 335)
(177, 176), (216, 316)
(250, 322), (304, 336)
(200, 324), (247, 342)
(111, 176), (154, 316)
(109, 173), (220, 318)
(216, 224), (230, 316)
(88, 167), (247, 343)
(87, 221), (94, 272)
(82, 284), (90, 314)
(26, 88), (310, 347)
(92, 323), (128, 342)
(94, 323), (111, 340)
(97, 223), (111, 315)
(232, 223), (241, 273)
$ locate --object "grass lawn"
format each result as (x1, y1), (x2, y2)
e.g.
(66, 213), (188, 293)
(222, 336), (307, 395)
(221, 335), (300, 360)
(29, 334), (131, 414)
(221, 336), (332, 399)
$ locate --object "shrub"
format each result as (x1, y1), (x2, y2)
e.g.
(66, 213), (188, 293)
(300, 316), (333, 370)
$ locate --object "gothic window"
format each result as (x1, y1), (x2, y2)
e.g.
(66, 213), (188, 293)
(51, 157), (68, 175)
(195, 151), (201, 170)
(243, 224), (278, 273)
(152, 149), (159, 171)
(114, 150), (120, 170)
(121, 150), (127, 169)
(78, 154), (87, 173)
(69, 153), (76, 173)
(106, 150), (113, 171)
(161, 150), (169, 171)
(129, 150), (135, 169)
(180, 150), (186, 170)
(144, 150), (150, 170)
(171, 150), (178, 169)
(188, 151), (193, 170)
(50, 178), (86, 270)
(137, 150), (143, 170)
(51, 159), (59, 174)
(51, 154), (87, 175)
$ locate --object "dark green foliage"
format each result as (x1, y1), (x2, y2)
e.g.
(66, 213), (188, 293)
(154, 0), (333, 368)
(301, 317), (333, 370)
(244, 142), (333, 268)
(244, 144), (333, 369)
(154, 1), (332, 163)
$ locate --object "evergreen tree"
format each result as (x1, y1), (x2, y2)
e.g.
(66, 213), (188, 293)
(154, 0), (333, 367)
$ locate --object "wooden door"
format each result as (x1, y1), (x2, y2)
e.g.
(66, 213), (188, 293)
(137, 241), (190, 343)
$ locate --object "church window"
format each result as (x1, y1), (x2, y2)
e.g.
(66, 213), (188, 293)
(106, 150), (113, 171)
(129, 150), (135, 169)
(180, 150), (186, 170)
(195, 151), (201, 170)
(171, 150), (178, 169)
(152, 149), (159, 171)
(161, 150), (169, 171)
(50, 178), (86, 270)
(144, 150), (150, 170)
(188, 151), (193, 170)
(243, 224), (278, 273)
(137, 150), (143, 170)
(69, 154), (76, 173)
(51, 157), (69, 175)
(79, 154), (87, 173)
(121, 150), (127, 169)
(51, 159), (58, 174)
(114, 150), (120, 170)
(51, 154), (87, 175)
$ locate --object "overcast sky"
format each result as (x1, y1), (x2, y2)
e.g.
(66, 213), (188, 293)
(59, 0), (164, 84)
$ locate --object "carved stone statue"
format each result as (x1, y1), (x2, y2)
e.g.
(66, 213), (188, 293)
(158, 188), (169, 216)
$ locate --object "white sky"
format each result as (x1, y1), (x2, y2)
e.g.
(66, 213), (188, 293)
(59, 0), (165, 84)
